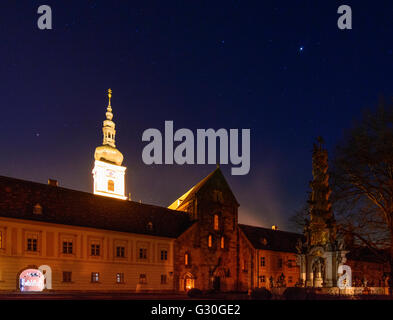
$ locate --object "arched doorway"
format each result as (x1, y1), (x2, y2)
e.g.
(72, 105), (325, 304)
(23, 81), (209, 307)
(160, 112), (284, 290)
(182, 272), (195, 291)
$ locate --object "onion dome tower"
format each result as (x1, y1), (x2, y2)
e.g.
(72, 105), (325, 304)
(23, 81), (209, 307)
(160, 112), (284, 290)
(92, 89), (127, 200)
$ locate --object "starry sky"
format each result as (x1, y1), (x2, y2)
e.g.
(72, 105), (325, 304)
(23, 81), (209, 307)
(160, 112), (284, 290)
(0, 1), (392, 231)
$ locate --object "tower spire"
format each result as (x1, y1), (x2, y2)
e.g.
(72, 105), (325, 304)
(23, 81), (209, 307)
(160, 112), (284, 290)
(102, 88), (116, 147)
(106, 88), (113, 120)
(93, 88), (127, 200)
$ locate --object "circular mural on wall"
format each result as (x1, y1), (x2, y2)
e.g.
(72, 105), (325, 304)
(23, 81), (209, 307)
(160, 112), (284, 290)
(19, 269), (45, 292)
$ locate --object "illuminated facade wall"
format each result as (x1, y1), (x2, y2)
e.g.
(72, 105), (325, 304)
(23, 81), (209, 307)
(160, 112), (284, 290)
(0, 217), (175, 292)
(92, 160), (127, 200)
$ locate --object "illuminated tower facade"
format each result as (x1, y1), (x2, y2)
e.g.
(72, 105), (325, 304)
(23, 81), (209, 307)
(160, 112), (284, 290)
(92, 89), (127, 200)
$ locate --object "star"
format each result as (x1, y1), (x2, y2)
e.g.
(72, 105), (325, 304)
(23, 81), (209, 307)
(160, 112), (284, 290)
(299, 46), (304, 52)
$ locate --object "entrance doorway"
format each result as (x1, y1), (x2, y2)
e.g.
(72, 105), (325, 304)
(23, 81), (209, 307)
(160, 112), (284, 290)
(213, 276), (221, 291)
(184, 274), (194, 291)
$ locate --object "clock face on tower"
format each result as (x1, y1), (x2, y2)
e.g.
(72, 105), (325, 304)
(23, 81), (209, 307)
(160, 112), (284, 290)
(106, 169), (116, 178)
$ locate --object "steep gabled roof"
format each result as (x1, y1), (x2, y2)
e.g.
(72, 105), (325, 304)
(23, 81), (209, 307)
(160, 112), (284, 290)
(168, 167), (239, 210)
(239, 224), (304, 253)
(0, 175), (192, 238)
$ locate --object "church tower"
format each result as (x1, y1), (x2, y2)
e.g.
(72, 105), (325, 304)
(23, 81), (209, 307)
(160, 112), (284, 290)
(92, 89), (127, 200)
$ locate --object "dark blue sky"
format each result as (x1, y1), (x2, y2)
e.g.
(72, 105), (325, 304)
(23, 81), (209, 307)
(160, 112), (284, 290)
(0, 0), (392, 231)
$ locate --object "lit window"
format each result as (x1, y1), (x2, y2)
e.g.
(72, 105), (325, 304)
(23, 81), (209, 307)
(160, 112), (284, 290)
(27, 238), (38, 252)
(185, 253), (190, 266)
(116, 273), (124, 283)
(116, 246), (125, 258)
(91, 244), (100, 256)
(161, 275), (167, 284)
(33, 203), (43, 215)
(260, 257), (265, 267)
(139, 274), (147, 284)
(214, 215), (219, 230)
(160, 250), (168, 261)
(139, 248), (147, 259)
(242, 259), (248, 272)
(91, 272), (99, 283)
(62, 241), (73, 254)
(220, 236), (225, 249)
(108, 180), (114, 192)
(62, 271), (72, 283)
(208, 235), (212, 248)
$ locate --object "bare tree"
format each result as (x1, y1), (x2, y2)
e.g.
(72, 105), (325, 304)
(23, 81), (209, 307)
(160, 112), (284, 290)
(331, 98), (393, 292)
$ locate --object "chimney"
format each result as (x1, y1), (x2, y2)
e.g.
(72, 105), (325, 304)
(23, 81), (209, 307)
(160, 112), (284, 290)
(48, 179), (58, 187)
(272, 225), (278, 231)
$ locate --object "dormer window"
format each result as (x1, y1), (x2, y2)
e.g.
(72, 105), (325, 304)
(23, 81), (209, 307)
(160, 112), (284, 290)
(147, 222), (153, 231)
(108, 180), (114, 192)
(33, 203), (43, 215)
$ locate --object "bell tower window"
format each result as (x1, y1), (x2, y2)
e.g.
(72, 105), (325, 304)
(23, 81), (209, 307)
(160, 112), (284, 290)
(108, 180), (115, 192)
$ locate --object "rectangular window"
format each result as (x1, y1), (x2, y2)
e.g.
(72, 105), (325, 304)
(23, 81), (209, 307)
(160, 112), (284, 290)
(139, 248), (147, 259)
(277, 259), (282, 269)
(260, 275), (265, 283)
(116, 246), (125, 258)
(91, 272), (99, 283)
(288, 259), (295, 268)
(260, 257), (265, 267)
(288, 276), (293, 283)
(91, 244), (100, 256)
(161, 274), (167, 284)
(62, 271), (72, 283)
(214, 215), (219, 230)
(116, 273), (124, 283)
(139, 274), (147, 284)
(62, 241), (73, 254)
(208, 235), (212, 248)
(27, 238), (38, 252)
(160, 250), (168, 261)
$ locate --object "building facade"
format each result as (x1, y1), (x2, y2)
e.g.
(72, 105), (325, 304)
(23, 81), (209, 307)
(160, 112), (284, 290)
(0, 90), (388, 293)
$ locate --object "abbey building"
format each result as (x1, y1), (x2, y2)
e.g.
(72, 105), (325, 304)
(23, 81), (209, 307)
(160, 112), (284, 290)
(0, 90), (388, 294)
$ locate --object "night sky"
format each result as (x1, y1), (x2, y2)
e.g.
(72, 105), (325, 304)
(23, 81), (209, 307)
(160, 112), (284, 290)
(1, 1), (392, 231)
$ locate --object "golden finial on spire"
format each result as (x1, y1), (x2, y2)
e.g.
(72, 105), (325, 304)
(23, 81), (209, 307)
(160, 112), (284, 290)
(108, 88), (112, 107)
(106, 88), (113, 120)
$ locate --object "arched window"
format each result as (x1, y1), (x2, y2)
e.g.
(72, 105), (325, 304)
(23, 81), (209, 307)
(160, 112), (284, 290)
(220, 236), (225, 249)
(208, 235), (212, 248)
(214, 214), (219, 230)
(108, 180), (114, 192)
(185, 252), (190, 266)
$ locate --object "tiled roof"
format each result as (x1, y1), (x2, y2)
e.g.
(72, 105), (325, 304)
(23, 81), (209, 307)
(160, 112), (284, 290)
(0, 175), (193, 238)
(239, 224), (304, 253)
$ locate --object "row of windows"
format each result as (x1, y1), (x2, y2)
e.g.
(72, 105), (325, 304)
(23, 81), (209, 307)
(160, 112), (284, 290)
(61, 272), (167, 285)
(259, 257), (296, 269)
(24, 237), (169, 261)
(259, 275), (293, 283)
(207, 235), (225, 249)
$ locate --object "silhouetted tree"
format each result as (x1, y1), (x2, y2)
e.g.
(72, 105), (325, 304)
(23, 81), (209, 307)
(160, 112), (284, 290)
(331, 98), (393, 293)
